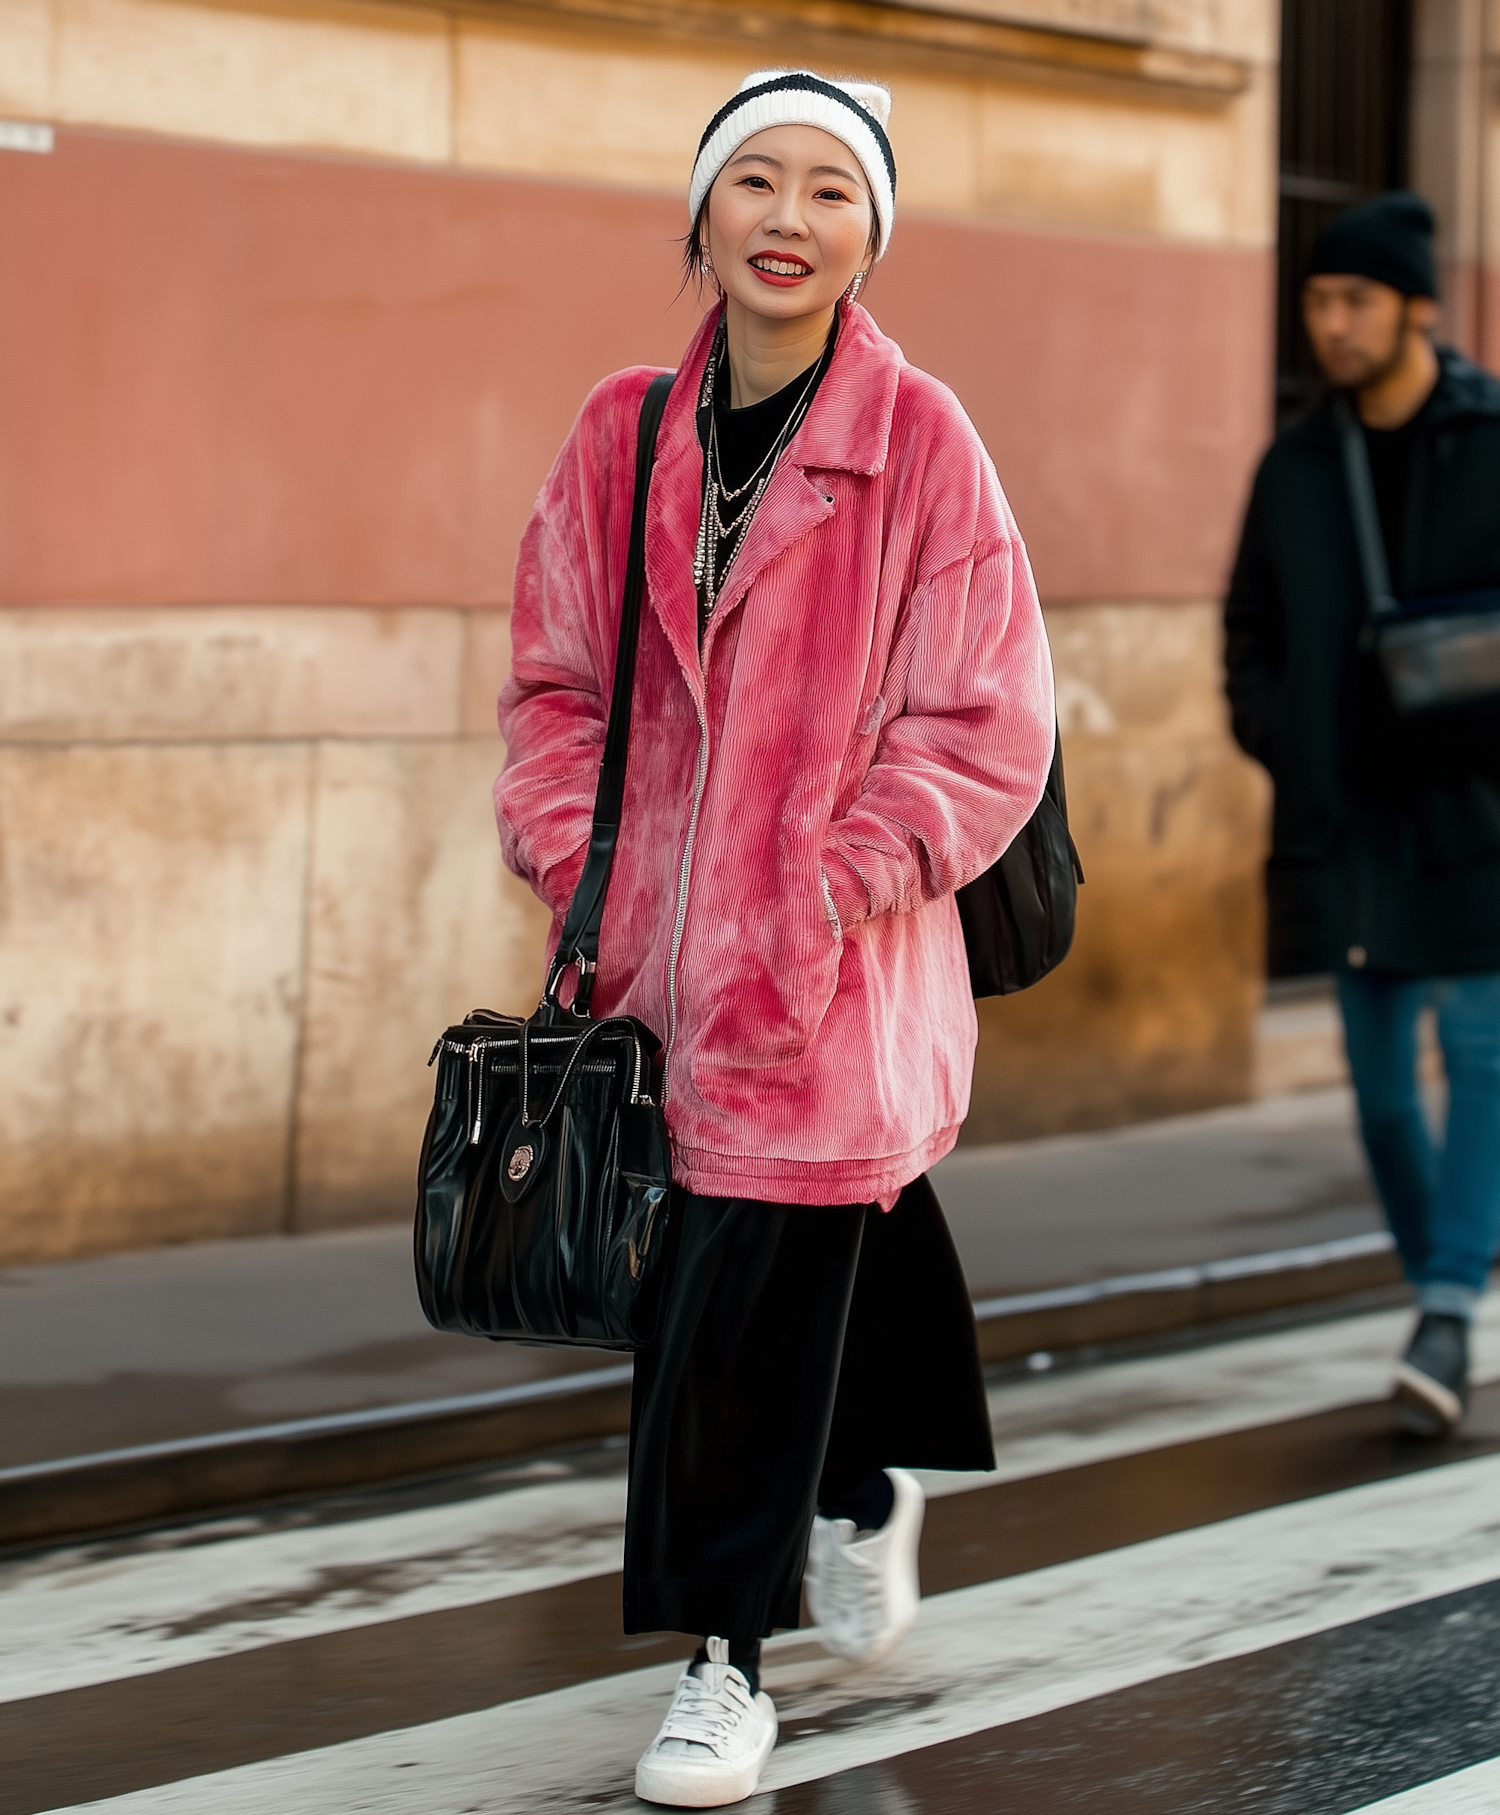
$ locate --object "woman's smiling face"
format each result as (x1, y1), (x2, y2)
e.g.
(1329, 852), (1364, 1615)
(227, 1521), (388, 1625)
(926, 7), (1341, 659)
(703, 124), (874, 322)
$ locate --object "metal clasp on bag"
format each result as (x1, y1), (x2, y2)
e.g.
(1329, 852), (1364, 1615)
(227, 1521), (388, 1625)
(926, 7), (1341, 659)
(543, 951), (596, 1018)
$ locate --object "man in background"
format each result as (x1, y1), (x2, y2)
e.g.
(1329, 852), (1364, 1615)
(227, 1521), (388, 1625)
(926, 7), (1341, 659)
(1225, 191), (1500, 1435)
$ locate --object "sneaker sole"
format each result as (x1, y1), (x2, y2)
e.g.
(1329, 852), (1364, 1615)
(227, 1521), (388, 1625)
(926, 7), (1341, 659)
(1393, 1361), (1463, 1436)
(634, 1701), (777, 1809)
(812, 1467), (925, 1665)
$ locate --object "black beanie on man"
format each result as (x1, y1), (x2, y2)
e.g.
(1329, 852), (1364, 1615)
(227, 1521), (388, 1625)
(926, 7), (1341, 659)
(1305, 190), (1438, 299)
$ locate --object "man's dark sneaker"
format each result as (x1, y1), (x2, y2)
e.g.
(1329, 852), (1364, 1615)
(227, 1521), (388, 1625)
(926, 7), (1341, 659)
(1394, 1313), (1470, 1437)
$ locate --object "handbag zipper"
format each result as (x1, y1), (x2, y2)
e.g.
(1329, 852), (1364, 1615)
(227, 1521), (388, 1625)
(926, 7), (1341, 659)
(459, 1038), (619, 1145)
(459, 1045), (639, 1139)
(439, 1040), (622, 1067)
(466, 1040), (490, 1144)
(663, 698), (709, 1105)
(432, 1029), (594, 1064)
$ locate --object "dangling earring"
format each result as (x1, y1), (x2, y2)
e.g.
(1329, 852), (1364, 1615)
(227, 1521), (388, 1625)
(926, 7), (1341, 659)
(844, 270), (866, 304)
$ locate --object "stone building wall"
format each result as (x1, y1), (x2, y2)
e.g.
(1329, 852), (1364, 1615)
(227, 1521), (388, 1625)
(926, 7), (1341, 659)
(1409, 0), (1500, 365)
(0, 0), (1283, 1260)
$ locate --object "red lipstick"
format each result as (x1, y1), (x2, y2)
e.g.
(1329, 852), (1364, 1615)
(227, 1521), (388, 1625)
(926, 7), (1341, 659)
(747, 252), (813, 287)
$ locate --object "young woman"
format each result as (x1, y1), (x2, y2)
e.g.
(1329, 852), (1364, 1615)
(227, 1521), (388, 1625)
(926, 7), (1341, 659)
(497, 68), (1054, 1808)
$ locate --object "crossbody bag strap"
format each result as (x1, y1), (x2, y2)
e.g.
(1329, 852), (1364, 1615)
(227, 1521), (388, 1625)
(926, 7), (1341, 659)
(546, 370), (675, 1017)
(1331, 391), (1400, 636)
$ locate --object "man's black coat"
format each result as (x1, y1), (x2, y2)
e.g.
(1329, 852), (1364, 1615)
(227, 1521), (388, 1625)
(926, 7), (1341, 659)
(1225, 348), (1500, 976)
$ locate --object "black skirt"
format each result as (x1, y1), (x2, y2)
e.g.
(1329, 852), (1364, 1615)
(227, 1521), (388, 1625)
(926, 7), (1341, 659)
(622, 1173), (994, 1641)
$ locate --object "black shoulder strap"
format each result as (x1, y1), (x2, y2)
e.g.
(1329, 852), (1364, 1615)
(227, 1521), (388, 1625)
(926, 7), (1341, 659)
(547, 371), (674, 1016)
(1331, 391), (1399, 627)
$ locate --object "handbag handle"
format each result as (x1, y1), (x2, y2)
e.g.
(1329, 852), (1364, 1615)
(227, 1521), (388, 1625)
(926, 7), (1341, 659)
(545, 370), (675, 1018)
(1332, 392), (1400, 634)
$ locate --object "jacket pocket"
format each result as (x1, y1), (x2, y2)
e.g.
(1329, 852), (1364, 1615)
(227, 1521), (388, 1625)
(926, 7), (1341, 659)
(819, 866), (844, 943)
(832, 694), (888, 815)
(771, 866), (847, 1050)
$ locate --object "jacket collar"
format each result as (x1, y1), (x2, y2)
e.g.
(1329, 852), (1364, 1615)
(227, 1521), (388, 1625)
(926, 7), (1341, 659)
(644, 302), (906, 694)
(1300, 343), (1500, 450)
(1425, 345), (1500, 424)
(792, 300), (904, 476)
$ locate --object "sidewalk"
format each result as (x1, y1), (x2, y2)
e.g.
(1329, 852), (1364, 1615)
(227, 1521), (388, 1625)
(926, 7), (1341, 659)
(0, 1086), (1387, 1476)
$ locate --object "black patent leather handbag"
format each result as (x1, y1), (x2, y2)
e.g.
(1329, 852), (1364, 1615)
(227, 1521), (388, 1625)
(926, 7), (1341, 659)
(414, 374), (676, 1350)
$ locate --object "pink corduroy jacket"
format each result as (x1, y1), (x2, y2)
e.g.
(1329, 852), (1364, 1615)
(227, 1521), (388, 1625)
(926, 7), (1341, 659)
(496, 304), (1054, 1208)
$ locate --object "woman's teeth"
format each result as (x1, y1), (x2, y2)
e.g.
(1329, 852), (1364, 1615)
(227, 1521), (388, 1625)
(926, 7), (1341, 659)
(750, 257), (809, 276)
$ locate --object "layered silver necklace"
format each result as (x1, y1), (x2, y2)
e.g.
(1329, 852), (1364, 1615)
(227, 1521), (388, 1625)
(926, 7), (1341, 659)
(692, 328), (825, 607)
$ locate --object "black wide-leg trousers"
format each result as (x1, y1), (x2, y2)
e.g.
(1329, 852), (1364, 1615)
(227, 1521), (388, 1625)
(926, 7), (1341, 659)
(622, 1173), (994, 1641)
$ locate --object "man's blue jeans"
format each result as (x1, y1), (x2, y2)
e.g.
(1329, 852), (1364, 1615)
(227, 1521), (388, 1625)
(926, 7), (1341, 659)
(1338, 970), (1500, 1318)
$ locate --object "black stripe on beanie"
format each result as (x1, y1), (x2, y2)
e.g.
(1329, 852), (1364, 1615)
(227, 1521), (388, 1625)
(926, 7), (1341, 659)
(696, 72), (896, 197)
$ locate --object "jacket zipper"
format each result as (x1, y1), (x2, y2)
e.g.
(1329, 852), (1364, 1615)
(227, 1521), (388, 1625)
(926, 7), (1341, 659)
(662, 696), (709, 1105)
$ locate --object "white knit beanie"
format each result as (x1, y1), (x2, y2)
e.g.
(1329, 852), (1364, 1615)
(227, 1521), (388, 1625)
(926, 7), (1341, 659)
(689, 69), (896, 258)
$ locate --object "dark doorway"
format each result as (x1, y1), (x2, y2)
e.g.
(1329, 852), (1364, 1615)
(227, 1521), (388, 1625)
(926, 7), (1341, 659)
(1277, 0), (1413, 425)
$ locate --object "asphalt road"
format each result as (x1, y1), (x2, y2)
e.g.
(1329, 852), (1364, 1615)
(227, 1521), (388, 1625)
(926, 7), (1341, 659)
(6, 1294), (1499, 1815)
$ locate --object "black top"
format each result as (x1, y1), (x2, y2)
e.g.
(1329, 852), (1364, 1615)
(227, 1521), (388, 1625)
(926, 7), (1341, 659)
(695, 326), (835, 636)
(1362, 399), (1431, 591)
(712, 351), (826, 488)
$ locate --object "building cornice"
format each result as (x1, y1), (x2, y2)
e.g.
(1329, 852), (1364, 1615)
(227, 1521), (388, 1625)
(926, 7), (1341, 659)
(441, 0), (1252, 102)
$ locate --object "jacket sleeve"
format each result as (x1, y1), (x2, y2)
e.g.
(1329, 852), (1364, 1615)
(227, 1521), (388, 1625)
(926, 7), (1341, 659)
(818, 530), (1055, 930)
(1224, 470), (1284, 771)
(494, 412), (614, 920)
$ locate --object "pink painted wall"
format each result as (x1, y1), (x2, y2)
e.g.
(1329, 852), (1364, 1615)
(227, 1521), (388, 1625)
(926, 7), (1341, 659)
(0, 128), (1272, 608)
(877, 218), (1273, 601)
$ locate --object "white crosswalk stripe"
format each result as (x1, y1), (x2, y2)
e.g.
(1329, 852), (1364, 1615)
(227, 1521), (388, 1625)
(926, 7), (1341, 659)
(1349, 1756), (1500, 1812)
(39, 1452), (1500, 1813)
(0, 1465), (631, 1704)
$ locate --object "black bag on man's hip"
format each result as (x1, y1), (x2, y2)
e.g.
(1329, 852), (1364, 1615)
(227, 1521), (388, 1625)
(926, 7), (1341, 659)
(1334, 391), (1500, 716)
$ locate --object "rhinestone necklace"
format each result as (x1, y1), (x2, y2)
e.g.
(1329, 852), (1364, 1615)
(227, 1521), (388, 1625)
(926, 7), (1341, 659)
(692, 327), (825, 608)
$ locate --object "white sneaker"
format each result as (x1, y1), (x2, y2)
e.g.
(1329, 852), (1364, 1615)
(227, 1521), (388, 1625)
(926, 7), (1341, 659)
(634, 1637), (778, 1808)
(805, 1467), (924, 1663)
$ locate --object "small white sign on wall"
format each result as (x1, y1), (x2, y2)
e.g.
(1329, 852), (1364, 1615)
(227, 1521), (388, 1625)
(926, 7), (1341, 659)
(0, 121), (54, 155)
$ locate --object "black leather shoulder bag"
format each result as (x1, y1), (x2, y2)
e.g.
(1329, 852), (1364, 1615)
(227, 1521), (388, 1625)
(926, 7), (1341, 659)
(1333, 390), (1500, 715)
(414, 372), (676, 1350)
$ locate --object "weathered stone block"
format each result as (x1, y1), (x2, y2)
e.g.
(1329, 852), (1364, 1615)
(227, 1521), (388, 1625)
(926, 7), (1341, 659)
(0, 607), (464, 744)
(0, 742), (311, 1262)
(52, 0), (452, 162)
(289, 738), (552, 1231)
(461, 610), (511, 738)
(455, 23), (740, 192)
(0, 0), (51, 118)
